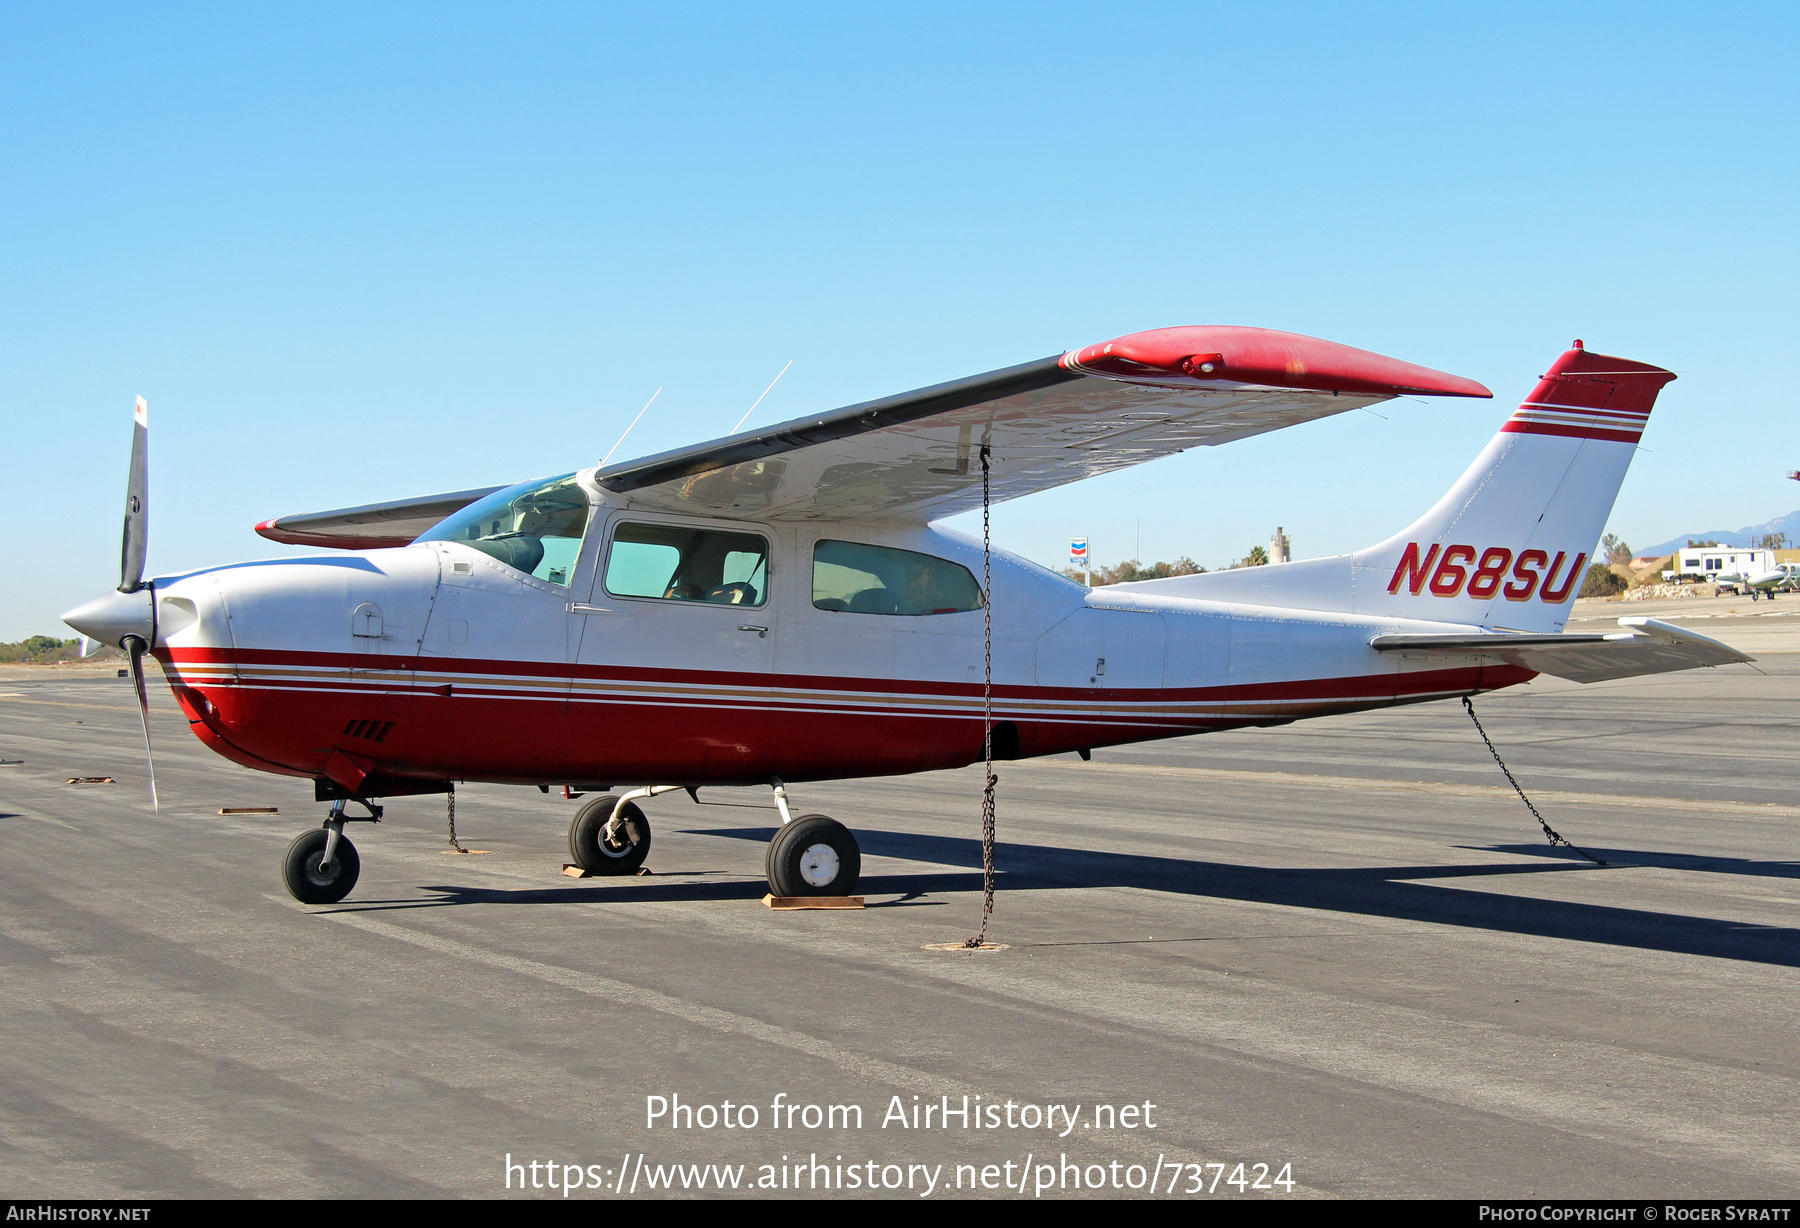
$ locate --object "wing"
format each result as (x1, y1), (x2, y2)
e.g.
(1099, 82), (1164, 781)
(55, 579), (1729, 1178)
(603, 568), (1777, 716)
(1370, 617), (1751, 684)
(596, 325), (1490, 522)
(255, 487), (503, 550)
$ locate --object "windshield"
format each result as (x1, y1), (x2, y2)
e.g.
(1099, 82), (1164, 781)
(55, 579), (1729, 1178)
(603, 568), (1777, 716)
(416, 473), (591, 586)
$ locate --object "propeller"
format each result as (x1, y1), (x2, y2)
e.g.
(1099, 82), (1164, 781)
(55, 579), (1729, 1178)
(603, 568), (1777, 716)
(122, 396), (149, 592)
(121, 395), (156, 809)
(126, 634), (158, 810)
(62, 395), (159, 809)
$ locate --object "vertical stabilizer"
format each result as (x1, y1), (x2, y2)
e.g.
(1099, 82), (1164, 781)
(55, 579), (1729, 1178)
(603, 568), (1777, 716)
(1349, 344), (1675, 631)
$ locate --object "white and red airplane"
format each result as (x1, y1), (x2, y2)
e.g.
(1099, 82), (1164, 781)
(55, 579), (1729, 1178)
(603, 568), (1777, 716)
(64, 326), (1749, 905)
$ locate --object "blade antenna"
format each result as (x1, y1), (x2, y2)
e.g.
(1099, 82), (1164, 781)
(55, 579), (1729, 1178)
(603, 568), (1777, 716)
(732, 360), (793, 434)
(127, 636), (158, 811)
(601, 387), (663, 467)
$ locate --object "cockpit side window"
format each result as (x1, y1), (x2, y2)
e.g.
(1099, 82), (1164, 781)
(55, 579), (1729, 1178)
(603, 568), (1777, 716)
(811, 540), (983, 615)
(604, 522), (769, 607)
(415, 473), (591, 586)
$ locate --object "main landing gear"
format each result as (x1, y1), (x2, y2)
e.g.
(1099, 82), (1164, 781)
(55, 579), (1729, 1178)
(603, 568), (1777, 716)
(283, 797), (380, 904)
(762, 778), (860, 898)
(561, 779), (863, 896)
(567, 793), (654, 874)
(766, 814), (861, 896)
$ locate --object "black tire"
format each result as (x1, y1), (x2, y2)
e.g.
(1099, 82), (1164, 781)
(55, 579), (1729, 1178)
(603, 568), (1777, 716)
(569, 794), (651, 874)
(766, 814), (860, 897)
(283, 828), (361, 904)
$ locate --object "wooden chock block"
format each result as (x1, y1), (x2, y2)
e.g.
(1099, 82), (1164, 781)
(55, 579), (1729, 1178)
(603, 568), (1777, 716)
(762, 894), (865, 910)
(562, 863), (591, 878)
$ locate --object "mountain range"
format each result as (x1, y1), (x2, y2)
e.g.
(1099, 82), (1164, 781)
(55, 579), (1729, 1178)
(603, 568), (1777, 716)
(1636, 511), (1800, 558)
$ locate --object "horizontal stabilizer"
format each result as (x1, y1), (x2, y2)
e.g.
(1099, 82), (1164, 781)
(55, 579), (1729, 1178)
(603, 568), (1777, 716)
(1369, 617), (1750, 684)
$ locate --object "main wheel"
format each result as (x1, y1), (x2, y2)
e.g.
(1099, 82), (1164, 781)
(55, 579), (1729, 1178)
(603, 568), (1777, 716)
(283, 828), (361, 904)
(569, 794), (651, 874)
(766, 814), (860, 897)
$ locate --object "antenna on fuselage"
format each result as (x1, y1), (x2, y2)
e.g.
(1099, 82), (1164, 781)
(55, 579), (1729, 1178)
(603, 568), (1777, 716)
(601, 386), (663, 467)
(732, 360), (793, 434)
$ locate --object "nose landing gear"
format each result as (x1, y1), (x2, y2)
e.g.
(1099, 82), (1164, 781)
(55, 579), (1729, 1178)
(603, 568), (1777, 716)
(282, 797), (380, 904)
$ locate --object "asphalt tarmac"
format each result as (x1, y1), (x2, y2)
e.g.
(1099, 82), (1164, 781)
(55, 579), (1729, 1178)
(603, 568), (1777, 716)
(1, 614), (1795, 1199)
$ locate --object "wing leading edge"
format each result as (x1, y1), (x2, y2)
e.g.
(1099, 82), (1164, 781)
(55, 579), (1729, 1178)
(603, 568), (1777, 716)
(256, 487), (503, 550)
(253, 325), (1488, 546)
(596, 325), (1489, 522)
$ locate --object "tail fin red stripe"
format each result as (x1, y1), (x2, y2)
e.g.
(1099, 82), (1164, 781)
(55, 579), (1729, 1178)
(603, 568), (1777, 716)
(1519, 345), (1676, 418)
(1498, 344), (1674, 445)
(1501, 421), (1644, 443)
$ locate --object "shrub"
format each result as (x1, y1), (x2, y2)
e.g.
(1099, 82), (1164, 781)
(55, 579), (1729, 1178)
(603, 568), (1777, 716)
(0, 636), (123, 664)
(1579, 563), (1626, 598)
(1061, 557), (1207, 587)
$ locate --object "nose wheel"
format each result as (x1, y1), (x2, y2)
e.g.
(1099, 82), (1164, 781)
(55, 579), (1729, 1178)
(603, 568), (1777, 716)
(283, 796), (380, 904)
(283, 827), (361, 904)
(766, 814), (861, 897)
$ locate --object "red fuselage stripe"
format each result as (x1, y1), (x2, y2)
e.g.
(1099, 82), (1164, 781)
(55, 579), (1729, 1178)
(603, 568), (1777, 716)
(163, 646), (1511, 706)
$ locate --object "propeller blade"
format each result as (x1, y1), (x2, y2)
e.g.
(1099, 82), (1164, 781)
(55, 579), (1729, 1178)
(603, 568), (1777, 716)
(126, 636), (158, 811)
(120, 396), (148, 593)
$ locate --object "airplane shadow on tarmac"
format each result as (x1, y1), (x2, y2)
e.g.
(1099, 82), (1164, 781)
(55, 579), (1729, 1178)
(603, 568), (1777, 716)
(329, 826), (1800, 969)
(1478, 843), (1800, 881)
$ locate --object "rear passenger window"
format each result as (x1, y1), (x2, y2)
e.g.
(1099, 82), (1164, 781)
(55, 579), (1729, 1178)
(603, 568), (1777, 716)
(812, 540), (983, 616)
(606, 523), (769, 606)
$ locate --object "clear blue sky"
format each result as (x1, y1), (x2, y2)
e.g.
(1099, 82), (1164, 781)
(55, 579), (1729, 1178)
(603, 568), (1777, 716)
(4, 2), (1795, 638)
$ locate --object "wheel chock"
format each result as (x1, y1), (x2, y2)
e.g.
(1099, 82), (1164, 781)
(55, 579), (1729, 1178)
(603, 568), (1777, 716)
(562, 863), (651, 877)
(762, 894), (864, 910)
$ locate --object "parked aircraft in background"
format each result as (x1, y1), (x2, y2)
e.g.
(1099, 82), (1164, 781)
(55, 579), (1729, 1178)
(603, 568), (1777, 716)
(63, 328), (1750, 907)
(1713, 565), (1800, 597)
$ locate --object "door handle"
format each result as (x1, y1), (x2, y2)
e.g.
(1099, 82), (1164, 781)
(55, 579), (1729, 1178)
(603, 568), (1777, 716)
(738, 625), (768, 638)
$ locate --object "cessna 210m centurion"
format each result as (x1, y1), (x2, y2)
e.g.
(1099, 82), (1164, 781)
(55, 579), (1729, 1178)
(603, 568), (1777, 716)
(64, 325), (1750, 906)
